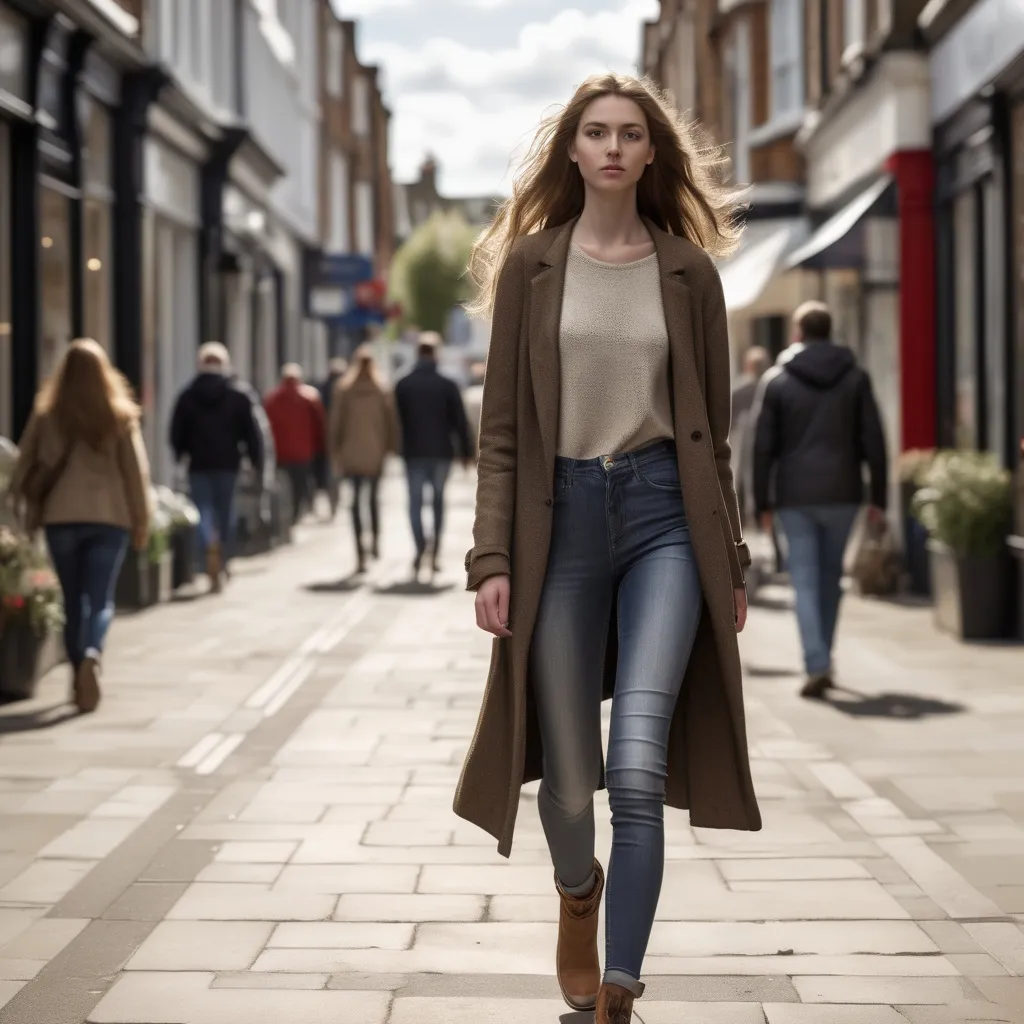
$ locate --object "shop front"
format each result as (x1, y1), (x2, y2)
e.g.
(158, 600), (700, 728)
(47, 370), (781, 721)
(142, 132), (201, 486)
(0, 3), (31, 440)
(927, 0), (1024, 634)
(789, 50), (935, 511)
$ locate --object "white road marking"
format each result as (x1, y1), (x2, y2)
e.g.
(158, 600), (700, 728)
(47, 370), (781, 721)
(195, 733), (245, 775)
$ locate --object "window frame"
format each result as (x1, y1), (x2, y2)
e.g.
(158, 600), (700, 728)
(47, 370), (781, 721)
(769, 0), (804, 120)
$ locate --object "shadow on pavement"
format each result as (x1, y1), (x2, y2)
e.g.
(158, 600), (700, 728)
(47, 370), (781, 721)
(0, 702), (79, 732)
(825, 687), (967, 720)
(304, 575), (364, 594)
(744, 663), (799, 679)
(558, 1013), (591, 1024)
(749, 592), (795, 612)
(374, 580), (456, 596)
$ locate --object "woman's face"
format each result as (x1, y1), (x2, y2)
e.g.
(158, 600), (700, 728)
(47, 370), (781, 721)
(569, 94), (655, 193)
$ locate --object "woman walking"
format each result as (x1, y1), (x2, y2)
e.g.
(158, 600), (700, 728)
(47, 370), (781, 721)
(11, 339), (152, 712)
(328, 344), (396, 574)
(455, 74), (762, 1022)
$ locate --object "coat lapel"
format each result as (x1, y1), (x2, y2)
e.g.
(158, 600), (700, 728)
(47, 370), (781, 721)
(528, 219), (576, 477)
(646, 220), (702, 413)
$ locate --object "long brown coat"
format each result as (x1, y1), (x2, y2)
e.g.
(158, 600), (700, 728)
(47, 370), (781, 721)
(455, 217), (762, 858)
(328, 377), (397, 478)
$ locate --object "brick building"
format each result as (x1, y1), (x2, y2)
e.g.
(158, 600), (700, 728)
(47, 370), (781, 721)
(316, 0), (394, 354)
(393, 155), (503, 246)
(642, 1), (934, 520)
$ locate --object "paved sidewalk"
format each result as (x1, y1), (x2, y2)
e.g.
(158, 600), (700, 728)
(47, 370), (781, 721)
(0, 467), (1022, 1024)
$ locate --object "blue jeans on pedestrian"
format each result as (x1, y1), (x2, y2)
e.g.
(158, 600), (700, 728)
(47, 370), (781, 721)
(189, 471), (238, 565)
(45, 523), (129, 669)
(777, 504), (860, 677)
(405, 457), (451, 557)
(529, 439), (703, 996)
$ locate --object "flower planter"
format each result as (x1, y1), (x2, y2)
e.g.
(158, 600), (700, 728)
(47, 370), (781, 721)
(0, 619), (44, 701)
(115, 550), (172, 610)
(900, 481), (932, 597)
(171, 524), (196, 590)
(1010, 535), (1024, 641)
(929, 540), (1015, 641)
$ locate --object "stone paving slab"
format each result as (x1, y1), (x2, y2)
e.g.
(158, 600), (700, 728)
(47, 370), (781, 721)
(0, 473), (1022, 1022)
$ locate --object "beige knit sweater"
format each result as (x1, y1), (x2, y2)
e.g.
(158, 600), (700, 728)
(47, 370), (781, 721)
(557, 244), (674, 459)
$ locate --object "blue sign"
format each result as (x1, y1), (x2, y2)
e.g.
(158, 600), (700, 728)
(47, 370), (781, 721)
(304, 249), (386, 327)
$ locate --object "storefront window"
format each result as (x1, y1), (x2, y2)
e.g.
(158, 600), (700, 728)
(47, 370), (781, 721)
(0, 8), (29, 101)
(39, 185), (72, 384)
(983, 178), (1007, 460)
(0, 123), (10, 439)
(83, 102), (113, 352)
(83, 199), (112, 352)
(953, 189), (978, 449)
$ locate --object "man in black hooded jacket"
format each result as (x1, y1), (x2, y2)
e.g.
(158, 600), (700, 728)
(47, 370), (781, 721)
(170, 343), (264, 591)
(753, 301), (888, 698)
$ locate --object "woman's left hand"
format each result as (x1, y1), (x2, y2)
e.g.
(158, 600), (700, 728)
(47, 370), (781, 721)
(734, 587), (748, 633)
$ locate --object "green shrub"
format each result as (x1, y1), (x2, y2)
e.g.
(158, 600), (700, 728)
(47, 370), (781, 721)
(911, 450), (1012, 557)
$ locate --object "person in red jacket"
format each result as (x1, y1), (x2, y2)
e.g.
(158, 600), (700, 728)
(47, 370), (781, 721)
(264, 364), (326, 525)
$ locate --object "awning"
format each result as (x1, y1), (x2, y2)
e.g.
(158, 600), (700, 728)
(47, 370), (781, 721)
(719, 220), (808, 313)
(784, 174), (894, 270)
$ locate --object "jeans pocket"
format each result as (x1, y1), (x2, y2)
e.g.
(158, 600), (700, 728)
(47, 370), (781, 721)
(636, 459), (682, 493)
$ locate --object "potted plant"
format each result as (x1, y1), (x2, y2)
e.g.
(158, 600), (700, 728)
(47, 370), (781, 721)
(156, 487), (200, 591)
(0, 526), (64, 700)
(115, 501), (173, 610)
(898, 448), (935, 597)
(912, 450), (1015, 640)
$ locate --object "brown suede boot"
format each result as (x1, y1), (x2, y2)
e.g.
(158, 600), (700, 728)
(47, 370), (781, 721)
(596, 982), (636, 1024)
(554, 859), (604, 1011)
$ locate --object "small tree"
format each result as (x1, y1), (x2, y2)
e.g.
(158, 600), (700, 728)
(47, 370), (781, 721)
(388, 209), (479, 335)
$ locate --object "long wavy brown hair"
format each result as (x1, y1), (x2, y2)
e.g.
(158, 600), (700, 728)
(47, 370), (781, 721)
(467, 73), (746, 317)
(339, 344), (387, 392)
(36, 338), (139, 448)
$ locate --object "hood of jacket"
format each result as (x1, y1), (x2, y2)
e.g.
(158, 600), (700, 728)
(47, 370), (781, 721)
(784, 341), (857, 389)
(190, 372), (232, 407)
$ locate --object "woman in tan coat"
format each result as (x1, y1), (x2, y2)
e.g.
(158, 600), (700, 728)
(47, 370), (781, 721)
(328, 345), (397, 573)
(456, 74), (761, 1023)
(11, 339), (152, 713)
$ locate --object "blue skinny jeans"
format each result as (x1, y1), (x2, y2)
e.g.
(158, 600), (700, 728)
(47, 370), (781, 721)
(529, 439), (703, 997)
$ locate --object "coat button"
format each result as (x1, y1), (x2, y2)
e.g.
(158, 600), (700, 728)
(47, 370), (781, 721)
(691, 430), (702, 442)
(545, 497), (553, 507)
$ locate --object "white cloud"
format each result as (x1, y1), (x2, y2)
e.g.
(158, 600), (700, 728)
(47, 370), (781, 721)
(358, 0), (659, 196)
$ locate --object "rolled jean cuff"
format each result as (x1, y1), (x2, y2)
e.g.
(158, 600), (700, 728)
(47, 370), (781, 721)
(602, 969), (645, 998)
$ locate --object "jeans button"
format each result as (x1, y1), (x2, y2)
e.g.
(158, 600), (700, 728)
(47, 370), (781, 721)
(691, 430), (702, 442)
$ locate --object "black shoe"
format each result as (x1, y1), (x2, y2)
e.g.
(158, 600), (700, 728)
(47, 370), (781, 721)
(800, 674), (833, 700)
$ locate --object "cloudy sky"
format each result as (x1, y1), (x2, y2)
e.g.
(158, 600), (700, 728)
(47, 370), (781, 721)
(330, 0), (659, 198)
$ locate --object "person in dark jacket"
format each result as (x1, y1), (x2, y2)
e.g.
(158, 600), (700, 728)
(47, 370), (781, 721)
(316, 357), (348, 519)
(752, 301), (888, 698)
(394, 331), (473, 576)
(170, 342), (264, 592)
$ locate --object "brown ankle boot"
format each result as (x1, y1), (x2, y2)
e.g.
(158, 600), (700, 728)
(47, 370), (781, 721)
(554, 859), (604, 1010)
(596, 982), (636, 1024)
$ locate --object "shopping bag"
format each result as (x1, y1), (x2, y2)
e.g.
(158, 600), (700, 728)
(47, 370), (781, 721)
(846, 510), (901, 596)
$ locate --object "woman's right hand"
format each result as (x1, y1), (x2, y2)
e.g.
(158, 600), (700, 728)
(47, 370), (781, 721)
(475, 574), (512, 638)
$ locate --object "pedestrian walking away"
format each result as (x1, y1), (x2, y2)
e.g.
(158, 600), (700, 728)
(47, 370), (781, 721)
(752, 300), (888, 699)
(456, 73), (760, 1023)
(317, 357), (348, 519)
(170, 342), (265, 593)
(328, 345), (397, 574)
(394, 331), (473, 577)
(9, 339), (153, 713)
(730, 345), (769, 530)
(264, 364), (327, 526)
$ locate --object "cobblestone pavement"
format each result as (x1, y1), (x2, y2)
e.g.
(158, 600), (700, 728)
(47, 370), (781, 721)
(0, 468), (1022, 1024)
